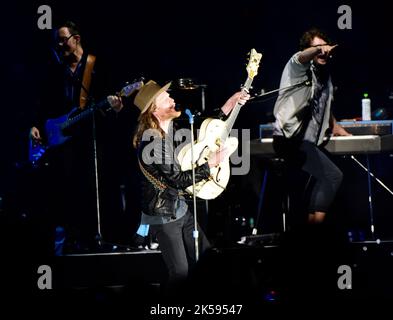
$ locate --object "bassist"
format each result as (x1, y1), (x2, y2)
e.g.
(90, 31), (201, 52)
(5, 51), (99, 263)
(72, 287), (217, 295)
(29, 21), (123, 254)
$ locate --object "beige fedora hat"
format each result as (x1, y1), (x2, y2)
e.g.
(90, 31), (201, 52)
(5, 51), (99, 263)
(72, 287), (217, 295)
(134, 80), (171, 114)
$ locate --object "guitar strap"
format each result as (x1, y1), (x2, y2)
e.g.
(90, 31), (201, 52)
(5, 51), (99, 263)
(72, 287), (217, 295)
(138, 159), (167, 191)
(79, 54), (96, 109)
(138, 159), (187, 196)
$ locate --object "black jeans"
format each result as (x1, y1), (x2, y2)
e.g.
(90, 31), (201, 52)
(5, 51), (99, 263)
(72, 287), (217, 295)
(273, 137), (343, 213)
(150, 211), (211, 295)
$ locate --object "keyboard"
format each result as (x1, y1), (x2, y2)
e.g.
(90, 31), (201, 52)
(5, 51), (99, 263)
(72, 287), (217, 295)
(250, 135), (393, 156)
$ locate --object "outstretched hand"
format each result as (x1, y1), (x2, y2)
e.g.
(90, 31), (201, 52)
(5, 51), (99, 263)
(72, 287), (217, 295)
(317, 44), (338, 58)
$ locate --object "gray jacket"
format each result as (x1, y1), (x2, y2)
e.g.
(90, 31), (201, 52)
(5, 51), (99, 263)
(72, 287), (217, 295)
(273, 51), (333, 145)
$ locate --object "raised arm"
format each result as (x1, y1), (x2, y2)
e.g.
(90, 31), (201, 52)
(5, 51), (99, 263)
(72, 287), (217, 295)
(220, 90), (250, 116)
(298, 44), (338, 64)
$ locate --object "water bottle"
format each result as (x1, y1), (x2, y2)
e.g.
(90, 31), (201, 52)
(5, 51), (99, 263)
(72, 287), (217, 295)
(362, 93), (371, 121)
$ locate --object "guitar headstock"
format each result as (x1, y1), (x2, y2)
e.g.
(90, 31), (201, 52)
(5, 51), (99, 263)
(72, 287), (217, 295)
(119, 80), (144, 97)
(246, 48), (262, 79)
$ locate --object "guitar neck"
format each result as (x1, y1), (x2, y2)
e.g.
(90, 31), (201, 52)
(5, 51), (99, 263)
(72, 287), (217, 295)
(222, 76), (253, 140)
(61, 98), (109, 130)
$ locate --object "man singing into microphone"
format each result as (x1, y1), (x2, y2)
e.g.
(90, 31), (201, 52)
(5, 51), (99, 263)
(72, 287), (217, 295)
(272, 28), (351, 228)
(132, 80), (249, 299)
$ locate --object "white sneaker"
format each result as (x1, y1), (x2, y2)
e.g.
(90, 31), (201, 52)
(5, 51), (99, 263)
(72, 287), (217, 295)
(149, 242), (159, 250)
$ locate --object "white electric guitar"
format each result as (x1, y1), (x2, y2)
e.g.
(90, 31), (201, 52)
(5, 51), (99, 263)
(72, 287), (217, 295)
(177, 49), (262, 199)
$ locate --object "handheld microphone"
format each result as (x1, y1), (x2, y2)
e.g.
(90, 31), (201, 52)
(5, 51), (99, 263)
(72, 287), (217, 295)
(328, 44), (338, 59)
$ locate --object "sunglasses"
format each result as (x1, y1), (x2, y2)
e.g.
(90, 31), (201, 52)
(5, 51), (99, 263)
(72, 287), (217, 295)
(57, 34), (77, 45)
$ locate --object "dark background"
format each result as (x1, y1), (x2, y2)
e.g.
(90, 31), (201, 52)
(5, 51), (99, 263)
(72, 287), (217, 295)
(1, 0), (393, 245)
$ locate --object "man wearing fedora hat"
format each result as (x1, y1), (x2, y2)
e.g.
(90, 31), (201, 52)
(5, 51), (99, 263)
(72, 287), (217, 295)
(133, 80), (249, 298)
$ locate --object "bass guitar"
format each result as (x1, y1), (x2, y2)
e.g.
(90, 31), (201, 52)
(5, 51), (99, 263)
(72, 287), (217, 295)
(29, 80), (143, 166)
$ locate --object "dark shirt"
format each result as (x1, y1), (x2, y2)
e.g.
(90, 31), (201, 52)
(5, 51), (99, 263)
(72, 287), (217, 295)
(302, 63), (330, 144)
(63, 54), (86, 109)
(31, 51), (132, 244)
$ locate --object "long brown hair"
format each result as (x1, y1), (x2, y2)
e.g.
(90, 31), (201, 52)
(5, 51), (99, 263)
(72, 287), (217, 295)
(132, 104), (165, 148)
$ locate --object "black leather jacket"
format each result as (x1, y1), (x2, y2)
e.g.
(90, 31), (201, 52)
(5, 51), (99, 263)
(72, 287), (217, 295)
(138, 130), (210, 218)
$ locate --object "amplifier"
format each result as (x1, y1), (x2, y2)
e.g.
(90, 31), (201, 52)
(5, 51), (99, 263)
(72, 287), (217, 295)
(259, 120), (393, 139)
